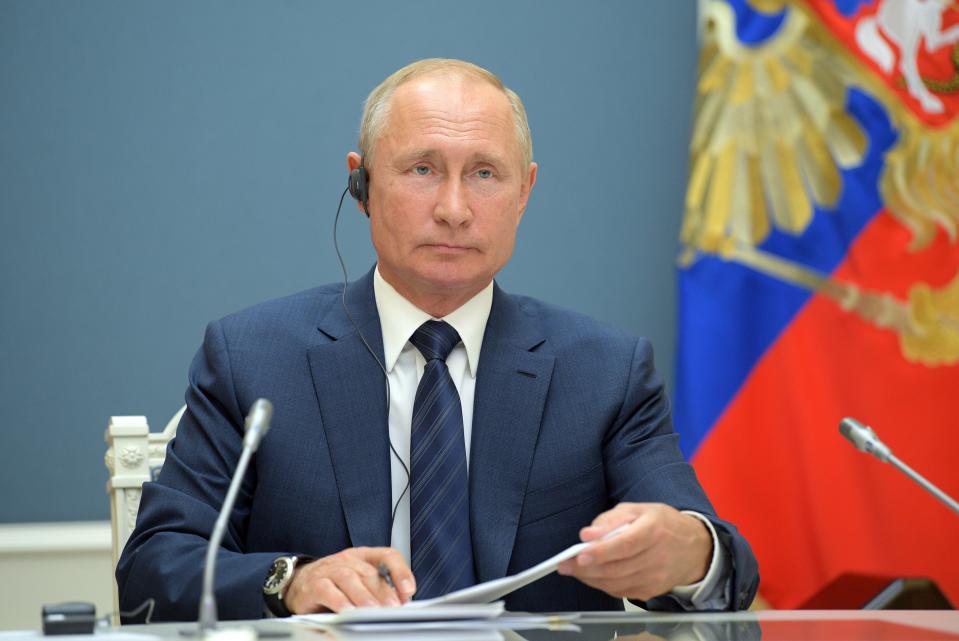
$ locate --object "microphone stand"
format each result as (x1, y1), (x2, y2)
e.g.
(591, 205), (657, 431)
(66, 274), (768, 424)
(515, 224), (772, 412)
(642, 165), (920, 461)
(839, 417), (959, 516)
(188, 399), (275, 639)
(198, 444), (257, 632)
(886, 454), (959, 516)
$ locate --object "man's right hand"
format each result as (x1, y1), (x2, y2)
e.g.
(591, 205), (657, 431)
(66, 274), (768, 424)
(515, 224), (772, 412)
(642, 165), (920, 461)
(284, 547), (416, 613)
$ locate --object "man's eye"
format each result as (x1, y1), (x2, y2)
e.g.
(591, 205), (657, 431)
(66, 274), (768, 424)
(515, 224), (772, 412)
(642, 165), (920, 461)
(414, 165), (430, 175)
(477, 169), (493, 179)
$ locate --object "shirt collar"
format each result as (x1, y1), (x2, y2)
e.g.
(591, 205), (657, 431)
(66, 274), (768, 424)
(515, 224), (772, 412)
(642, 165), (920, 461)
(373, 266), (492, 378)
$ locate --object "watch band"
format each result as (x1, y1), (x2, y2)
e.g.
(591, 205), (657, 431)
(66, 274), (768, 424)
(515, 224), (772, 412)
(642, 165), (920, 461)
(263, 555), (316, 617)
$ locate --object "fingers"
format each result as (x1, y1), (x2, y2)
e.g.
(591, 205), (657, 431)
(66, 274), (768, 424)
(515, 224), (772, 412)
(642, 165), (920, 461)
(317, 565), (382, 610)
(556, 509), (649, 578)
(559, 542), (676, 601)
(557, 531), (652, 583)
(372, 548), (417, 602)
(579, 512), (658, 565)
(570, 562), (671, 602)
(569, 504), (658, 569)
(579, 502), (646, 541)
(285, 547), (415, 614)
(559, 502), (714, 600)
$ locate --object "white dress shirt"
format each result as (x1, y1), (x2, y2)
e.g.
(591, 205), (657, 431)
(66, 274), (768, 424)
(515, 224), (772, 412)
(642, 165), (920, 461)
(372, 267), (728, 609)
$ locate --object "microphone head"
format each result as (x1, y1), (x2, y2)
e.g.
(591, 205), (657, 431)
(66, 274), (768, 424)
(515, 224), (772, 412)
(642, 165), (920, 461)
(839, 416), (891, 462)
(838, 416), (864, 442)
(243, 398), (273, 450)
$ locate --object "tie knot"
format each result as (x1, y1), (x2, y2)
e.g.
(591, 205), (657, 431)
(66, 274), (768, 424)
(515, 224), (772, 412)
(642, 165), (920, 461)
(410, 320), (461, 362)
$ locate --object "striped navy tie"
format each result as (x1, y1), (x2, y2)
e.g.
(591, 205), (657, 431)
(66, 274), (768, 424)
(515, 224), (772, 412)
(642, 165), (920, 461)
(408, 320), (476, 599)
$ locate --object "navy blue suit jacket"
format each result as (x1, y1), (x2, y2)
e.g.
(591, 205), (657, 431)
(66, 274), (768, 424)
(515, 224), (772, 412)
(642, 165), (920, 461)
(117, 269), (758, 621)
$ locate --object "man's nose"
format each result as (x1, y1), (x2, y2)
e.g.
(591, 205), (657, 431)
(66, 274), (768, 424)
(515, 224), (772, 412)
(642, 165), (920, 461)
(434, 177), (472, 227)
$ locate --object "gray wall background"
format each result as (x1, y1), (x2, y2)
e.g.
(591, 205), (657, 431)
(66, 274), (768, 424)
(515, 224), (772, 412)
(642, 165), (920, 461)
(0, 1), (696, 523)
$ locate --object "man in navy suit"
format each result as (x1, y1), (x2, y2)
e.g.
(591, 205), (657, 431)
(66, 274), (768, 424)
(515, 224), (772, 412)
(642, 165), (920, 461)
(117, 58), (758, 620)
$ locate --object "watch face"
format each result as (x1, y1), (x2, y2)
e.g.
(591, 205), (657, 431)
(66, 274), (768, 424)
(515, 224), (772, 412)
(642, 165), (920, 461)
(263, 558), (292, 595)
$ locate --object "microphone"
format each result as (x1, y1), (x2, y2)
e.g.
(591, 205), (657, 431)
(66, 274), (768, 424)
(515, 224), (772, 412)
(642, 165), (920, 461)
(839, 417), (959, 517)
(243, 398), (273, 451)
(197, 399), (274, 635)
(838, 416), (891, 462)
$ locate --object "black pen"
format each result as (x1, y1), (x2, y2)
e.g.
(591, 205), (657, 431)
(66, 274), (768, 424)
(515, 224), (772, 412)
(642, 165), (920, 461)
(377, 562), (396, 590)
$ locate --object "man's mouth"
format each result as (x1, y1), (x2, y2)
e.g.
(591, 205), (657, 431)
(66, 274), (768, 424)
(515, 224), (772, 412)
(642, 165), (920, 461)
(424, 243), (472, 252)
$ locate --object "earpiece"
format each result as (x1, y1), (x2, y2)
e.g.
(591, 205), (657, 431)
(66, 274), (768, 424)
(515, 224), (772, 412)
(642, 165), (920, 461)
(348, 162), (369, 216)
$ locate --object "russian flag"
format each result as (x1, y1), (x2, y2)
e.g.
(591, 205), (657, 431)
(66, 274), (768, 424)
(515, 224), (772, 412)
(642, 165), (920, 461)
(675, 0), (959, 608)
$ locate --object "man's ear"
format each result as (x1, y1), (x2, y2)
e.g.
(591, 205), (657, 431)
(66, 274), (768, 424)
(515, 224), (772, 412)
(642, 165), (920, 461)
(517, 162), (538, 222)
(346, 152), (362, 173)
(346, 152), (369, 216)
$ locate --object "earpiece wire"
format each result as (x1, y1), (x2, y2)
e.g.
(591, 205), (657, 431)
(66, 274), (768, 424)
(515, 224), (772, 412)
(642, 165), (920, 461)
(332, 186), (411, 534)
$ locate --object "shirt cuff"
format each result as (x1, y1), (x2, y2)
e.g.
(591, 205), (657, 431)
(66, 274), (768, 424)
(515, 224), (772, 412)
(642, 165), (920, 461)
(668, 511), (730, 610)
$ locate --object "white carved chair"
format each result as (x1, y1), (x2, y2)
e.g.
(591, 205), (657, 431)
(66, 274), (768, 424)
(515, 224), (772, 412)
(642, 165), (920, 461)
(103, 406), (185, 618)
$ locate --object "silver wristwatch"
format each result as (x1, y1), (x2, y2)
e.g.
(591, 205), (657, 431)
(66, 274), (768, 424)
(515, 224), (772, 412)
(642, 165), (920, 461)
(263, 555), (315, 617)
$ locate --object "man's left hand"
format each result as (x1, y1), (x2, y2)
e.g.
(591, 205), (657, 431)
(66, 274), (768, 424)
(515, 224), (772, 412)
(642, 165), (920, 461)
(557, 502), (712, 602)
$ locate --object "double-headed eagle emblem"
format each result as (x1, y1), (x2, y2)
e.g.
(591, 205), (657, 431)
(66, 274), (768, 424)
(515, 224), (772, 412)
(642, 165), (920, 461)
(681, 0), (959, 365)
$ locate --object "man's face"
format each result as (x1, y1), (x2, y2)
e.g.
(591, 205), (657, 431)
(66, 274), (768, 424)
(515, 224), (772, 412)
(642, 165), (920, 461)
(352, 75), (537, 313)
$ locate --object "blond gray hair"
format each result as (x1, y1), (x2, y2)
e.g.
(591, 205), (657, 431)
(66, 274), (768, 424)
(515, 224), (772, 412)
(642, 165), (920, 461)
(358, 58), (533, 168)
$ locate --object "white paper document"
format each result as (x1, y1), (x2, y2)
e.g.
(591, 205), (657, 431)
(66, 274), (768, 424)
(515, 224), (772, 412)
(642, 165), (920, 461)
(294, 602), (504, 626)
(408, 522), (629, 607)
(296, 609), (579, 640)
(407, 540), (591, 607)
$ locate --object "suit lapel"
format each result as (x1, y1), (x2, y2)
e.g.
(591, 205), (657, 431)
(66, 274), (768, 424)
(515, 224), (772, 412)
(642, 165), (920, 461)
(470, 285), (555, 582)
(307, 269), (392, 548)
